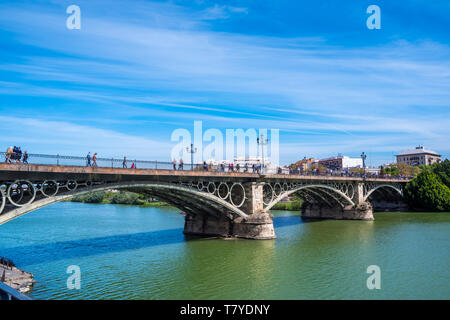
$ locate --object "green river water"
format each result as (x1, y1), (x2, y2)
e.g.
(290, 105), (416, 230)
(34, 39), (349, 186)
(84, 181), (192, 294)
(0, 202), (448, 299)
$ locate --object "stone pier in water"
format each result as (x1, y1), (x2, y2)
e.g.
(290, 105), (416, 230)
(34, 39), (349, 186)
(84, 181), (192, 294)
(184, 182), (276, 239)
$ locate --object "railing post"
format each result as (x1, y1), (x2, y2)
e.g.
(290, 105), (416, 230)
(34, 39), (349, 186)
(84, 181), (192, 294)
(57, 154), (59, 166)
(111, 158), (114, 168)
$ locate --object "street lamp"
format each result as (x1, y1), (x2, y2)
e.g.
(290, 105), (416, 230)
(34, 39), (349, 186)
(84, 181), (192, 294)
(257, 134), (269, 174)
(186, 143), (197, 171)
(361, 152), (367, 179)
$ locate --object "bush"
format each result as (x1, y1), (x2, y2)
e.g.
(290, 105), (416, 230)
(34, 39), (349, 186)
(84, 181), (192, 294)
(272, 197), (303, 211)
(110, 191), (141, 205)
(72, 191), (106, 203)
(404, 164), (450, 211)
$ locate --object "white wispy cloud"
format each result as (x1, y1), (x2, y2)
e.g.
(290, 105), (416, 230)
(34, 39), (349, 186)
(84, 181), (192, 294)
(0, 116), (170, 159)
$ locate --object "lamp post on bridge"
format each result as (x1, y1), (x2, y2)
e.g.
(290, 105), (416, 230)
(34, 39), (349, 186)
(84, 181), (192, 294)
(186, 143), (197, 171)
(361, 152), (367, 179)
(257, 134), (268, 174)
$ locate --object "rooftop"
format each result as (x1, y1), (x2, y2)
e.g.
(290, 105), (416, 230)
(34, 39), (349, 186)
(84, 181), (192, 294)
(396, 146), (441, 156)
(319, 155), (360, 162)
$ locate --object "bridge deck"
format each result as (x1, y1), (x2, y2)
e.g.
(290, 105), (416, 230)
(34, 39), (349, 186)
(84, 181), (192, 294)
(0, 163), (408, 183)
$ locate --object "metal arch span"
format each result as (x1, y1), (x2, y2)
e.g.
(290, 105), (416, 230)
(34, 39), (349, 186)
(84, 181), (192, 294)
(0, 189), (5, 215)
(363, 184), (403, 202)
(0, 182), (249, 226)
(264, 184), (356, 212)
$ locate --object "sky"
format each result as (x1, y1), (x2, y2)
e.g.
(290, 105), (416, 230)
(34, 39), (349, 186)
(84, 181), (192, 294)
(0, 0), (449, 166)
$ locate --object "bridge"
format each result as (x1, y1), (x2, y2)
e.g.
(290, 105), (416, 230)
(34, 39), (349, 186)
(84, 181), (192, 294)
(0, 161), (409, 239)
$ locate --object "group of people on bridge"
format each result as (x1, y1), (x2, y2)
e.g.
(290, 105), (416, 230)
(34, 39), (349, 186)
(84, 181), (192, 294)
(121, 156), (137, 169)
(170, 159), (264, 173)
(86, 152), (98, 167)
(4, 146), (28, 164)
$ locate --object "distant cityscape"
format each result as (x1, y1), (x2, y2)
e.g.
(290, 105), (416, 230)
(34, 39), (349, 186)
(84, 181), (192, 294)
(288, 145), (442, 176)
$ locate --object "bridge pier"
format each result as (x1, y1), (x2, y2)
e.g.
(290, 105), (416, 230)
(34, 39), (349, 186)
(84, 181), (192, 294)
(370, 200), (408, 212)
(301, 182), (374, 220)
(302, 202), (374, 220)
(183, 182), (276, 240)
(183, 211), (275, 240)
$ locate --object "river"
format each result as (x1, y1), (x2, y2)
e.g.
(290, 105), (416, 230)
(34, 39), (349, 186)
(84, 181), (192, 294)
(0, 202), (448, 299)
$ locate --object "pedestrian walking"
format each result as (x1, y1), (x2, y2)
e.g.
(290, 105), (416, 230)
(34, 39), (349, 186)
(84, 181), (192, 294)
(86, 152), (92, 167)
(17, 147), (22, 163)
(23, 151), (29, 164)
(123, 156), (127, 168)
(92, 153), (98, 167)
(5, 147), (12, 163)
(179, 158), (183, 170)
(173, 159), (177, 170)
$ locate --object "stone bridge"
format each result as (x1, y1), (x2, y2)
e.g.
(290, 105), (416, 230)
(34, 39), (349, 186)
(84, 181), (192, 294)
(0, 164), (408, 239)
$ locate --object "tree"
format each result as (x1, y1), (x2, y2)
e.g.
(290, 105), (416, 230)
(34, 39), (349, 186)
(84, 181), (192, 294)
(110, 191), (141, 205)
(397, 163), (421, 176)
(385, 166), (399, 176)
(404, 166), (450, 211)
(432, 159), (450, 187)
(72, 191), (105, 203)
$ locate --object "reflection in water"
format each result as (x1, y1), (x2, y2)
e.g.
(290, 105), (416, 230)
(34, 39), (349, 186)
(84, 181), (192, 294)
(0, 202), (448, 300)
(0, 228), (185, 267)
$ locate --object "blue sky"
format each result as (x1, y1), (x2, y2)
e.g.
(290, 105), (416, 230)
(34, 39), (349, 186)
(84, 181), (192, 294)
(0, 0), (449, 166)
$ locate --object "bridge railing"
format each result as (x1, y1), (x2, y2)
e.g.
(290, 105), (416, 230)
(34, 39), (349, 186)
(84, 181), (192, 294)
(0, 152), (194, 170)
(0, 152), (411, 180)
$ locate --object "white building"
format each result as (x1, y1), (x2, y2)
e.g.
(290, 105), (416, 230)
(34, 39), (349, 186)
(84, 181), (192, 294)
(396, 146), (441, 166)
(319, 155), (363, 171)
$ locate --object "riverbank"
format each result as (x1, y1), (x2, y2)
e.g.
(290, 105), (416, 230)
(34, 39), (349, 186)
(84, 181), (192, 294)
(271, 201), (302, 211)
(73, 190), (302, 211)
(73, 190), (303, 211)
(71, 190), (171, 207)
(1, 263), (35, 294)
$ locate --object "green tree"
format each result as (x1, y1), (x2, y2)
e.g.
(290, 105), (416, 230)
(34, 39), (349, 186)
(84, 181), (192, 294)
(397, 163), (421, 177)
(432, 159), (450, 187)
(385, 166), (400, 176)
(404, 166), (450, 211)
(72, 191), (105, 203)
(110, 191), (141, 205)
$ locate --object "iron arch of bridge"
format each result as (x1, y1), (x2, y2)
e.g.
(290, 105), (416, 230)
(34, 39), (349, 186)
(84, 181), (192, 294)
(0, 189), (5, 215)
(363, 184), (403, 202)
(0, 182), (249, 226)
(264, 184), (356, 212)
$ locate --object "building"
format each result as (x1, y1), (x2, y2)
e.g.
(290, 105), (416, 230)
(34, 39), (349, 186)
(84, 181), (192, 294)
(396, 146), (441, 166)
(292, 157), (316, 172)
(319, 155), (363, 171)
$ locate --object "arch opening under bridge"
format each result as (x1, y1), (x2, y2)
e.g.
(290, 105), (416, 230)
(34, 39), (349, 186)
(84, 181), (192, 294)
(263, 184), (356, 212)
(0, 180), (249, 226)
